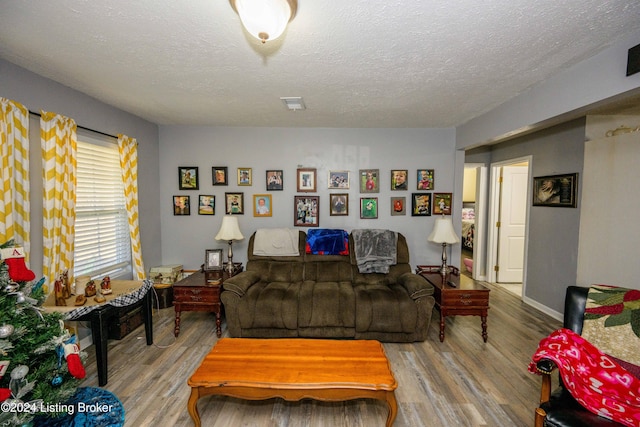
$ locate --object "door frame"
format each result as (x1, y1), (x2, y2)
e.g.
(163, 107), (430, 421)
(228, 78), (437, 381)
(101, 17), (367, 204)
(463, 163), (488, 281)
(486, 156), (532, 291)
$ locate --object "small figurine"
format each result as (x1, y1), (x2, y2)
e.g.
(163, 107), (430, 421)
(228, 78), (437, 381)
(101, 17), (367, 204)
(61, 269), (71, 299)
(85, 280), (96, 297)
(100, 276), (112, 295)
(54, 275), (67, 306)
(94, 290), (106, 303)
(74, 294), (86, 306)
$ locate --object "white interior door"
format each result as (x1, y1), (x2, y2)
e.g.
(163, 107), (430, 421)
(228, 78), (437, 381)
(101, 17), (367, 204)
(497, 165), (528, 283)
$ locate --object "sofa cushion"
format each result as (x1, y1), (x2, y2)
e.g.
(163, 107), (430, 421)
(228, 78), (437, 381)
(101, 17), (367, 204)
(354, 283), (418, 333)
(237, 281), (301, 330)
(247, 261), (304, 283)
(298, 281), (355, 329)
(303, 260), (352, 282)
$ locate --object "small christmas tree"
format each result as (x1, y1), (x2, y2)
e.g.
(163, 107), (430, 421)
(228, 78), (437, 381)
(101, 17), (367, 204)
(0, 240), (82, 426)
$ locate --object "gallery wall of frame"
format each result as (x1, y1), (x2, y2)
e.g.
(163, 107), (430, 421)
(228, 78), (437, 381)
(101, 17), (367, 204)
(171, 166), (454, 225)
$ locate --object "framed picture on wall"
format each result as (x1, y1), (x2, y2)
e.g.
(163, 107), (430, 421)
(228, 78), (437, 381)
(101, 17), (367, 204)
(411, 193), (431, 216)
(178, 166), (198, 190)
(297, 168), (317, 192)
(390, 196), (406, 216)
(433, 193), (453, 215)
(328, 171), (350, 189)
(330, 193), (348, 216)
(253, 194), (272, 217)
(266, 170), (283, 190)
(359, 169), (379, 193)
(173, 195), (190, 215)
(294, 195), (319, 227)
(238, 168), (252, 186)
(212, 167), (228, 185)
(225, 192), (244, 214)
(360, 197), (378, 219)
(198, 195), (215, 215)
(391, 170), (408, 190)
(532, 173), (578, 207)
(417, 169), (434, 190)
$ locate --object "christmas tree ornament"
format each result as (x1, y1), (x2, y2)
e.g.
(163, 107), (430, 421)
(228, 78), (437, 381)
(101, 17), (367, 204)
(9, 365), (29, 398)
(51, 373), (63, 387)
(4, 282), (19, 293)
(63, 339), (85, 379)
(0, 247), (35, 282)
(0, 324), (14, 338)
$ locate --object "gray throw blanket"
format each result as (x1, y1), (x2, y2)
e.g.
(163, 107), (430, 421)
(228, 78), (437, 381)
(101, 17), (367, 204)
(352, 229), (398, 273)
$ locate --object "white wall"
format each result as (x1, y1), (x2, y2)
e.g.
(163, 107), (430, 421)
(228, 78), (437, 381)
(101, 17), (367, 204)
(159, 126), (457, 270)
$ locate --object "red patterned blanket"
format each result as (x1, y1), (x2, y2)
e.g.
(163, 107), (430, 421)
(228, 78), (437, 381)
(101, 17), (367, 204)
(529, 328), (640, 427)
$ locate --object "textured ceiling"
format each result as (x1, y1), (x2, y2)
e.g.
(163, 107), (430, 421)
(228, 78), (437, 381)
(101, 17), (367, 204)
(0, 0), (639, 128)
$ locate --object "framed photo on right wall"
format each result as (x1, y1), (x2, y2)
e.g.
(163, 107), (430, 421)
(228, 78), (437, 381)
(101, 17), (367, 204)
(532, 173), (578, 207)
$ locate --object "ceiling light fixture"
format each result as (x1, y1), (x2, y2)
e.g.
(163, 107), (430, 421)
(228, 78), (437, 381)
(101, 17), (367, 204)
(229, 0), (297, 44)
(280, 97), (305, 111)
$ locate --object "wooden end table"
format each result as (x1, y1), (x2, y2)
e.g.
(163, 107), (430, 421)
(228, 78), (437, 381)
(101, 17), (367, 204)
(417, 266), (490, 343)
(173, 264), (242, 338)
(188, 338), (398, 427)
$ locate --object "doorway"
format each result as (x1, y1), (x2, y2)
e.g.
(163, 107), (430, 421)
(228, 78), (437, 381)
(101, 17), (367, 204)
(486, 157), (531, 297)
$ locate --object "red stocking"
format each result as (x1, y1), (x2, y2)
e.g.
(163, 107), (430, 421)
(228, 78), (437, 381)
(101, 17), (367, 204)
(63, 343), (86, 379)
(1, 247), (35, 282)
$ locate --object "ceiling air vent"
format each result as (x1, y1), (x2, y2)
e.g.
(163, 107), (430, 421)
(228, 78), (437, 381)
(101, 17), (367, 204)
(280, 97), (305, 111)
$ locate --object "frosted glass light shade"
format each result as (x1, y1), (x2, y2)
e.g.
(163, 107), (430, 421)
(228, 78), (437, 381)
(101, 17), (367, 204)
(428, 216), (459, 244)
(215, 216), (244, 241)
(231, 0), (296, 43)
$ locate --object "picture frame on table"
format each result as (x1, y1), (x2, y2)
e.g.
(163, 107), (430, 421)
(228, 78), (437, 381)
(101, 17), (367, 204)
(266, 170), (283, 191)
(178, 166), (198, 190)
(297, 168), (317, 192)
(253, 194), (272, 217)
(173, 195), (190, 216)
(390, 169), (408, 190)
(417, 169), (434, 190)
(212, 167), (228, 185)
(238, 168), (252, 186)
(532, 173), (578, 207)
(359, 169), (379, 193)
(294, 195), (319, 227)
(411, 193), (431, 216)
(328, 171), (350, 189)
(198, 195), (215, 215)
(390, 196), (406, 216)
(433, 193), (453, 215)
(204, 249), (223, 271)
(360, 197), (378, 219)
(225, 192), (244, 214)
(329, 193), (348, 216)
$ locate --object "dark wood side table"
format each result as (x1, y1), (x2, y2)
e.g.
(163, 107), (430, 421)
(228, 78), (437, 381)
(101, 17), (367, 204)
(173, 264), (242, 338)
(417, 266), (490, 343)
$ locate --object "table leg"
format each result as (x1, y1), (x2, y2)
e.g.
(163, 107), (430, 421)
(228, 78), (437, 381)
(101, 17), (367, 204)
(187, 387), (201, 427)
(215, 310), (221, 338)
(142, 287), (153, 345)
(174, 308), (181, 337)
(385, 391), (398, 427)
(89, 308), (110, 386)
(439, 312), (445, 342)
(481, 315), (488, 342)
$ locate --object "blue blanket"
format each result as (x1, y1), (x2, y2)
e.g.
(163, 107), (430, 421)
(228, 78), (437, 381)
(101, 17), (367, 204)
(305, 229), (349, 255)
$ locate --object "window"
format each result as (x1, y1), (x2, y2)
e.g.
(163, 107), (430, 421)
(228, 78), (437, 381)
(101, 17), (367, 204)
(74, 132), (131, 279)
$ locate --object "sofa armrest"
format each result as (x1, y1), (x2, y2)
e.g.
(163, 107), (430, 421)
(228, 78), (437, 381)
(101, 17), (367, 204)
(222, 271), (260, 297)
(398, 272), (434, 299)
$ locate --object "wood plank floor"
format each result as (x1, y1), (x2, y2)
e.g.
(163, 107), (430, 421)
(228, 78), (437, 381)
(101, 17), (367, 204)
(78, 282), (561, 427)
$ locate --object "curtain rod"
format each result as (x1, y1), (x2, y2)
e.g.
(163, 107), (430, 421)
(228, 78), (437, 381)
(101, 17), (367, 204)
(28, 110), (118, 140)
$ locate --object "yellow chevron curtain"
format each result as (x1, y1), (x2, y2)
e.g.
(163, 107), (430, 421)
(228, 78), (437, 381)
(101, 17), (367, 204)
(41, 112), (77, 286)
(0, 98), (30, 255)
(118, 134), (145, 279)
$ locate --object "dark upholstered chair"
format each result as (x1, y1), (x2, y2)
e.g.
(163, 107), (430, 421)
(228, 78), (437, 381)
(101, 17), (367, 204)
(533, 286), (626, 427)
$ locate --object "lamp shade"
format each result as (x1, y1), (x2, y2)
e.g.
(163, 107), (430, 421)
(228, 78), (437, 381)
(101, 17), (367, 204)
(215, 216), (244, 241)
(428, 216), (459, 244)
(230, 0), (296, 43)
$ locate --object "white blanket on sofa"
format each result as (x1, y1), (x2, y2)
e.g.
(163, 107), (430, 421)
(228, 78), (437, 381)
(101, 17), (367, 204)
(253, 228), (300, 256)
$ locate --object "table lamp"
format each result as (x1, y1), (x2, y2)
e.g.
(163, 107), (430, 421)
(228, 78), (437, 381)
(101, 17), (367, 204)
(428, 215), (459, 275)
(215, 216), (244, 275)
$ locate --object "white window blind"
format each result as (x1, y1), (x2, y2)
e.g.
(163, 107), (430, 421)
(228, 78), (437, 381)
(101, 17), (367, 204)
(74, 136), (132, 279)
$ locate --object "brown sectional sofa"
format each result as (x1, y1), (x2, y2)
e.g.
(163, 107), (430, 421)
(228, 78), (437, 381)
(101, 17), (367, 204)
(221, 230), (435, 342)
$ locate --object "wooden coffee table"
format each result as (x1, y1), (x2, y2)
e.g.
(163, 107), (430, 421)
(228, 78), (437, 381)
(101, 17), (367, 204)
(187, 338), (398, 426)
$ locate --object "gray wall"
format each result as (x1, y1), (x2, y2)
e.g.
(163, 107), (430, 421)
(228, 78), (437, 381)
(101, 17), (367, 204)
(0, 59), (162, 278)
(159, 126), (457, 270)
